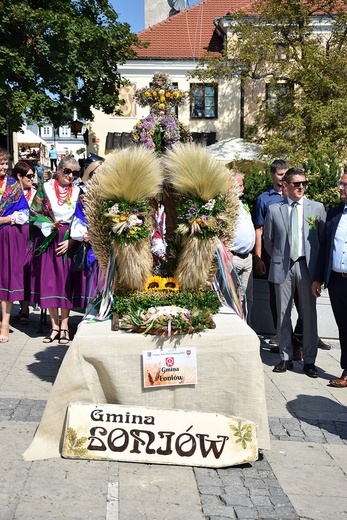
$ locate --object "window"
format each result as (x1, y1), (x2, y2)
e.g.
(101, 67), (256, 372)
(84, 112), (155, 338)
(190, 84), (218, 119)
(266, 82), (293, 117)
(42, 126), (52, 137)
(59, 126), (71, 137)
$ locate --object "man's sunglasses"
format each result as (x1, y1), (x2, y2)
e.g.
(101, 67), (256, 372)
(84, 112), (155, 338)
(63, 168), (80, 175)
(289, 181), (308, 188)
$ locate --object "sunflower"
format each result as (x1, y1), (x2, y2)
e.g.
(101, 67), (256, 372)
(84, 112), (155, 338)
(162, 277), (180, 291)
(144, 275), (163, 291)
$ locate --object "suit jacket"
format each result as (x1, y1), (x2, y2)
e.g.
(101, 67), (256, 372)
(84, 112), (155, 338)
(264, 197), (326, 284)
(313, 204), (345, 287)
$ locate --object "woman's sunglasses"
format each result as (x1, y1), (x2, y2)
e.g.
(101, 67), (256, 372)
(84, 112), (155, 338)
(24, 174), (34, 179)
(63, 168), (79, 175)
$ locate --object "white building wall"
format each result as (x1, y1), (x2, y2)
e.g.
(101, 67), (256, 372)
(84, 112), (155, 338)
(87, 60), (241, 158)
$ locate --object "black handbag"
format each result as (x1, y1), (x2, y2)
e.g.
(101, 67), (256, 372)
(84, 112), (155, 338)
(68, 241), (88, 272)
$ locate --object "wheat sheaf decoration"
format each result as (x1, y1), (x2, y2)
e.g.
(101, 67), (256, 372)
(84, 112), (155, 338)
(85, 146), (163, 290)
(163, 143), (239, 290)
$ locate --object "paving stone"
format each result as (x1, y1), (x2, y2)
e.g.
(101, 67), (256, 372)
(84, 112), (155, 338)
(200, 494), (236, 518)
(250, 495), (273, 507)
(197, 485), (224, 495)
(220, 493), (252, 507)
(233, 505), (258, 519)
(243, 477), (268, 489)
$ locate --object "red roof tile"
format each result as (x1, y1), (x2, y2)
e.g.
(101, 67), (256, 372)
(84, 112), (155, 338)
(136, 0), (256, 60)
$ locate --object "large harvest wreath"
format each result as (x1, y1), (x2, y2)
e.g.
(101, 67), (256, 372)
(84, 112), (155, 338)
(85, 143), (239, 335)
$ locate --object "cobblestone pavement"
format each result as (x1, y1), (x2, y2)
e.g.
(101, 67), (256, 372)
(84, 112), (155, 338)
(1, 308), (347, 519)
(2, 392), (347, 519)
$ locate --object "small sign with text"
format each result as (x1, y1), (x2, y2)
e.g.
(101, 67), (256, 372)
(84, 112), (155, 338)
(143, 347), (197, 388)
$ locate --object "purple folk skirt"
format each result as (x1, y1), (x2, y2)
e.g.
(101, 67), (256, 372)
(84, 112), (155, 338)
(0, 223), (29, 303)
(30, 225), (87, 309)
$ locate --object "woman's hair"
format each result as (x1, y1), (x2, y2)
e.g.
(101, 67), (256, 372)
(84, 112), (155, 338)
(58, 155), (79, 170)
(0, 147), (9, 162)
(12, 160), (34, 180)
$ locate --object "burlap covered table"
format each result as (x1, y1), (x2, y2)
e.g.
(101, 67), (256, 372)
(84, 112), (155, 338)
(23, 306), (270, 460)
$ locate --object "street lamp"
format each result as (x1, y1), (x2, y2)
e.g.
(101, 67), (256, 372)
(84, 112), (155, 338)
(71, 120), (83, 138)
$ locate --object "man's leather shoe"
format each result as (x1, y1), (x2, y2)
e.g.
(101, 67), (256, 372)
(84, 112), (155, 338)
(329, 374), (347, 387)
(303, 364), (319, 378)
(318, 338), (331, 350)
(273, 360), (294, 373)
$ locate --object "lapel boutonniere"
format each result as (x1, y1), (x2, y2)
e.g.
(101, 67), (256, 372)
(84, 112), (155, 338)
(306, 214), (318, 230)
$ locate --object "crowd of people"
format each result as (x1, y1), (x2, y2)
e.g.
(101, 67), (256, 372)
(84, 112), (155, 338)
(0, 148), (346, 388)
(228, 160), (347, 388)
(0, 148), (93, 345)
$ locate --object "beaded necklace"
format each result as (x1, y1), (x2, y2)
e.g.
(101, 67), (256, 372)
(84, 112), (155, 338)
(54, 179), (73, 206)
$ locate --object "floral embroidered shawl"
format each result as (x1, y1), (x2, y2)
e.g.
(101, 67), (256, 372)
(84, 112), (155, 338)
(0, 176), (29, 229)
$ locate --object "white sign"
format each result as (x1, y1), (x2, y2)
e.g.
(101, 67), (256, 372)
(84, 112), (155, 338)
(143, 347), (197, 388)
(62, 403), (258, 468)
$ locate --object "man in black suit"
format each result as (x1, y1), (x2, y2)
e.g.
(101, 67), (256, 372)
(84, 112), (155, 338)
(312, 171), (347, 387)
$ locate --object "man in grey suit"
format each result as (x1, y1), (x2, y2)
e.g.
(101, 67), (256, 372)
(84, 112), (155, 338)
(264, 168), (326, 377)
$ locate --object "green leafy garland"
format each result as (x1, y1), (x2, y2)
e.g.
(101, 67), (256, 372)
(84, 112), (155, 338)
(109, 287), (221, 335)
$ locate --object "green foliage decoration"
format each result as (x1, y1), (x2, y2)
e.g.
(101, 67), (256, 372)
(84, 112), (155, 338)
(105, 287), (221, 335)
(111, 287), (221, 318)
(63, 427), (88, 457)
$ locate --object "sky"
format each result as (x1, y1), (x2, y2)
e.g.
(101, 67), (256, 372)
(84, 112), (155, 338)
(110, 0), (202, 33)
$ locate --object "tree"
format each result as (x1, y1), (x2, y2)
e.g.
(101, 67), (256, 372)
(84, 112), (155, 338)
(191, 0), (347, 163)
(0, 0), (143, 134)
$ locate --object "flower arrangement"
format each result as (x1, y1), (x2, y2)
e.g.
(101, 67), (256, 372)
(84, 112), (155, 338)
(131, 114), (192, 153)
(144, 276), (180, 291)
(177, 195), (229, 239)
(134, 72), (186, 114)
(101, 200), (152, 245)
(306, 214), (318, 230)
(109, 287), (220, 336)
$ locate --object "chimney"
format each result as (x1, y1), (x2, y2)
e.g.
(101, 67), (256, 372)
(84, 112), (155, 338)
(144, 0), (187, 28)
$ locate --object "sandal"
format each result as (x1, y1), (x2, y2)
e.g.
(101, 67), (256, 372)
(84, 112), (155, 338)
(59, 329), (70, 345)
(42, 328), (60, 343)
(19, 313), (29, 325)
(0, 324), (10, 343)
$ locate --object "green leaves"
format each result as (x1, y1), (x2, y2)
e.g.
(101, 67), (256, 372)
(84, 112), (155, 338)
(192, 0), (347, 162)
(0, 0), (142, 132)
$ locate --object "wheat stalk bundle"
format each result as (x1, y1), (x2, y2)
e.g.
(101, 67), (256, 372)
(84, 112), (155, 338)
(84, 172), (111, 271)
(163, 143), (240, 288)
(85, 146), (163, 289)
(97, 146), (163, 202)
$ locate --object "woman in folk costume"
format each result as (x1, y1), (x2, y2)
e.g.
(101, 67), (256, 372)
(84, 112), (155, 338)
(0, 149), (30, 343)
(70, 159), (104, 305)
(30, 155), (86, 344)
(11, 160), (37, 324)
